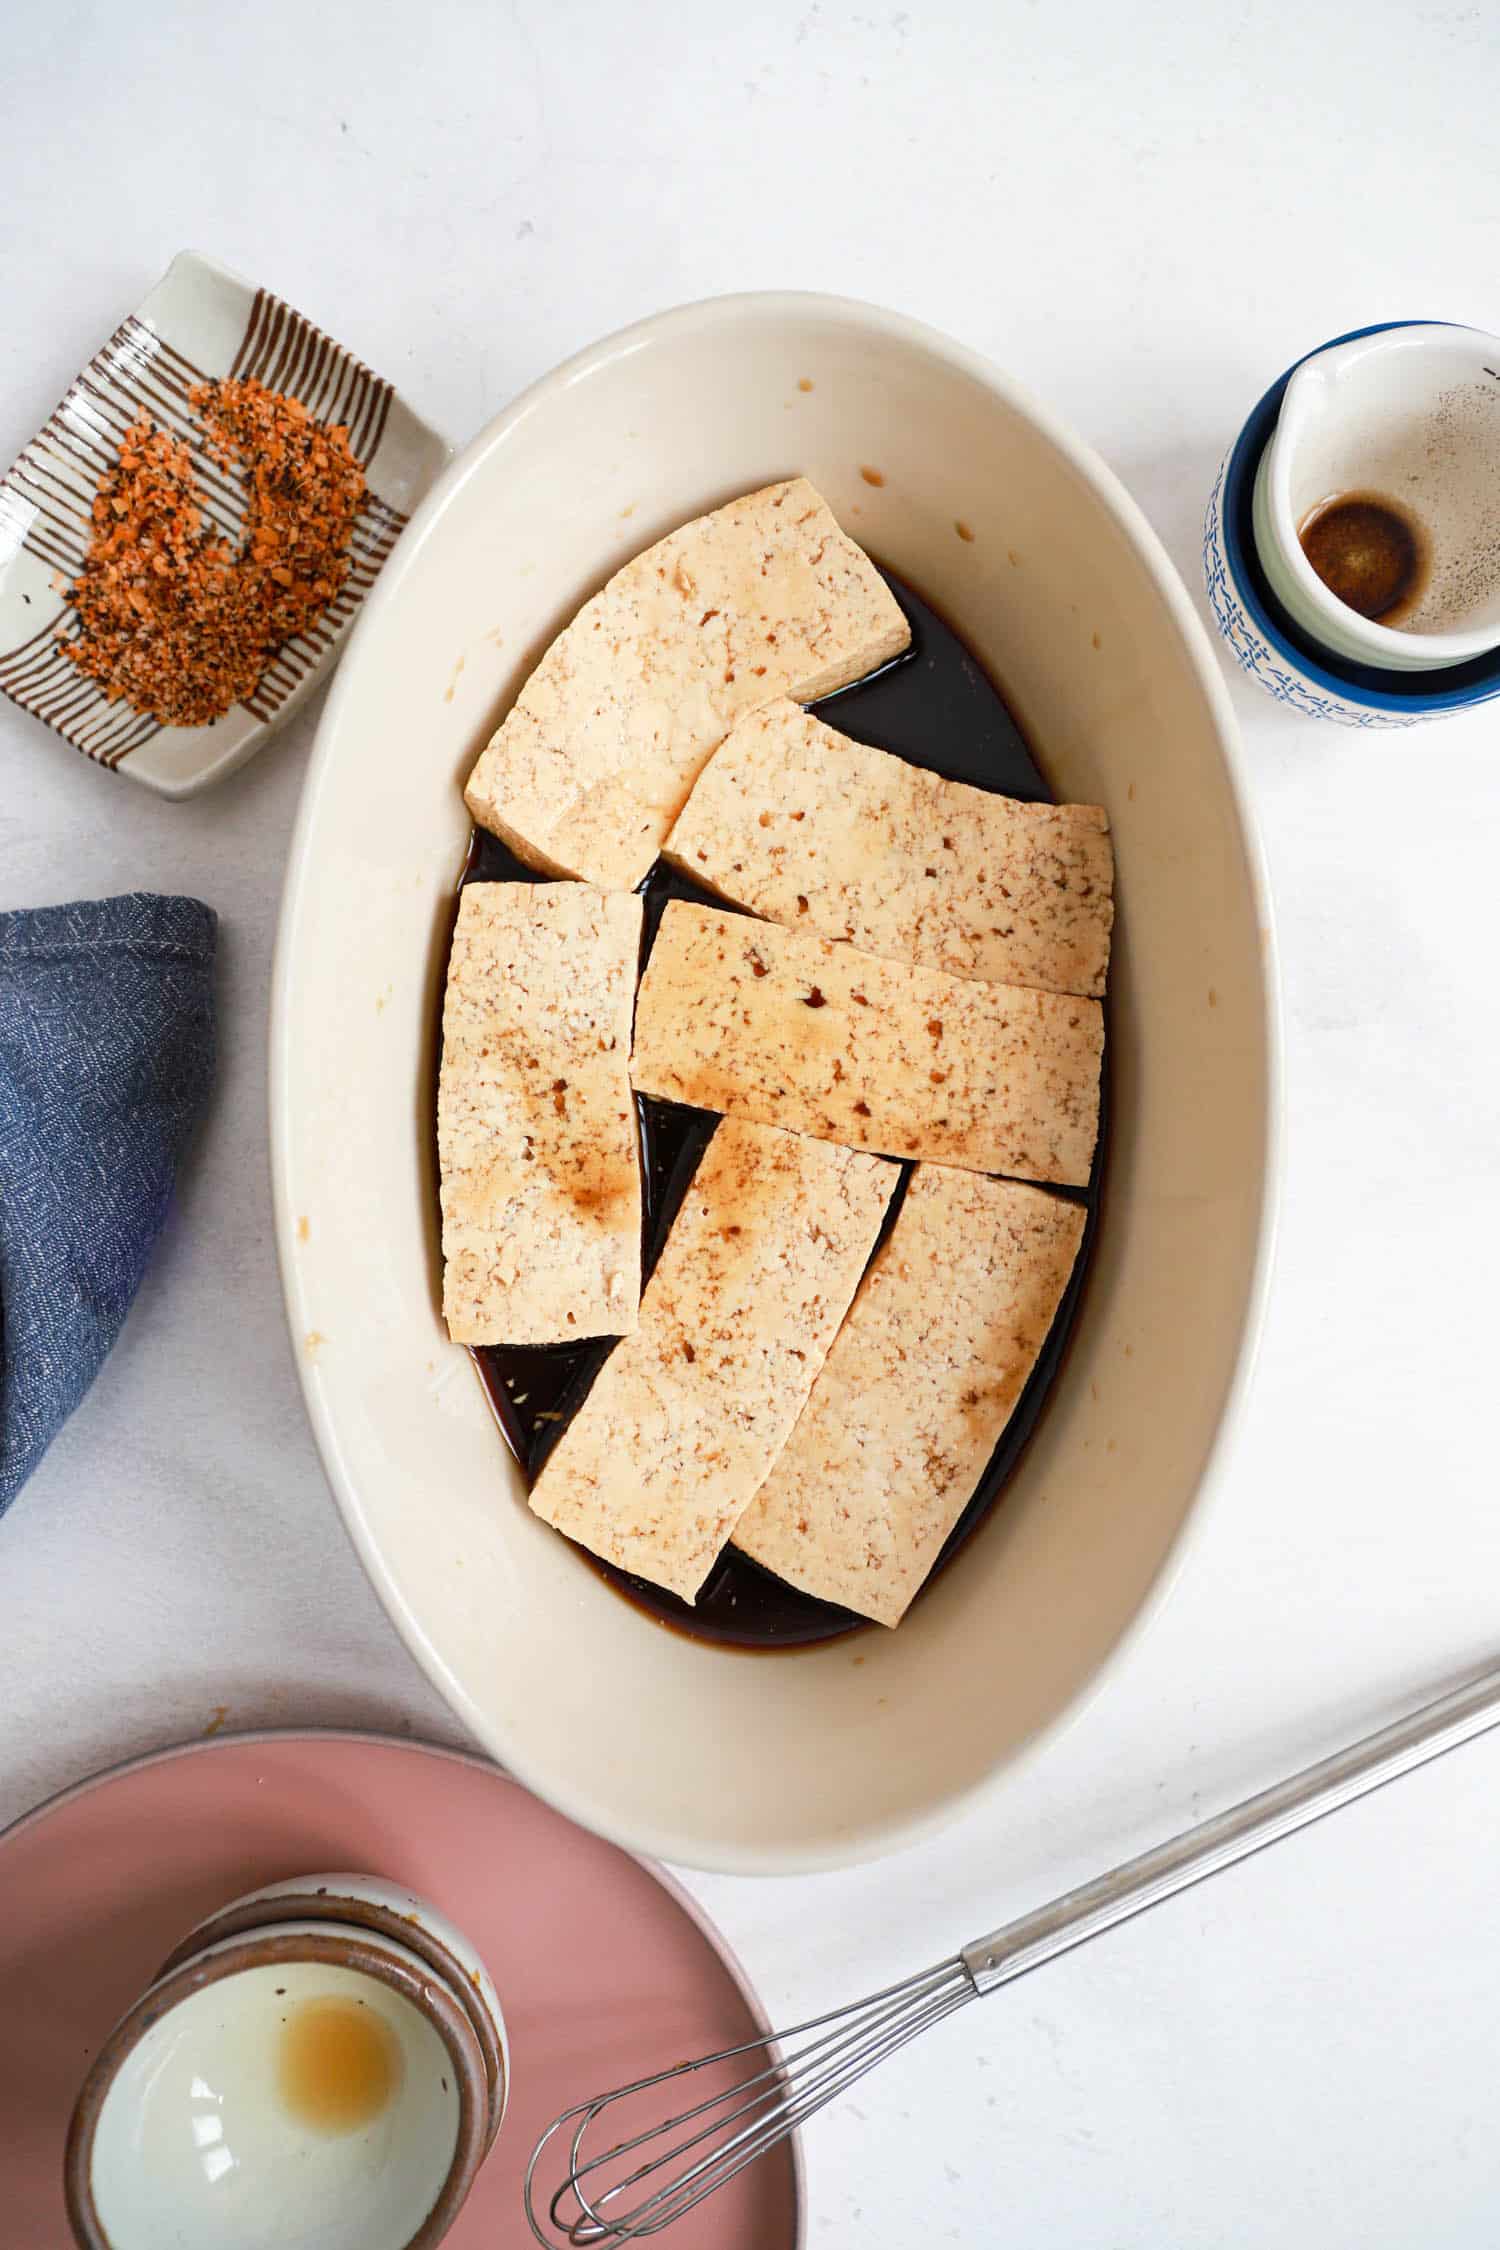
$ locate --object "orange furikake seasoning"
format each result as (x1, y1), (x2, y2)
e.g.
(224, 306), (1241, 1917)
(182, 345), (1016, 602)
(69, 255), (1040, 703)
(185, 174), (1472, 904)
(64, 377), (366, 728)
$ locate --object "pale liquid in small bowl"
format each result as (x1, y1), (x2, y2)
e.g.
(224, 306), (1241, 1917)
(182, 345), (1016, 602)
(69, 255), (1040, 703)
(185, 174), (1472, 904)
(278, 1994), (404, 2132)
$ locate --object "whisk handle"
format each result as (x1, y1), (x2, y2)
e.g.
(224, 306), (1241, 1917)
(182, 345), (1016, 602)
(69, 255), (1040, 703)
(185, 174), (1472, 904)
(962, 1659), (1500, 1996)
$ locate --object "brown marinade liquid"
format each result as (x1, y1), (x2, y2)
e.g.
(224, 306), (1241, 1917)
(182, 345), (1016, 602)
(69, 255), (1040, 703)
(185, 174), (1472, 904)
(1298, 491), (1428, 625)
(454, 571), (1107, 1650)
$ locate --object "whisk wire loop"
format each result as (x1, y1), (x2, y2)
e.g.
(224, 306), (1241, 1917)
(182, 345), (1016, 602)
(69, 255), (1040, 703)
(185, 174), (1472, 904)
(526, 1956), (976, 2244)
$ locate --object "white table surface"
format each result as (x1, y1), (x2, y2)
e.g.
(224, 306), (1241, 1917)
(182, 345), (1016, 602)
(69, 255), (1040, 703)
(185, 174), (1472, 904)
(4, 3), (1499, 2242)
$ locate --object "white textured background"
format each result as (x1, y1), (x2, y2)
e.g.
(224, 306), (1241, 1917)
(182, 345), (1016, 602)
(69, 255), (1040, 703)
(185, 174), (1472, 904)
(4, 3), (1499, 2242)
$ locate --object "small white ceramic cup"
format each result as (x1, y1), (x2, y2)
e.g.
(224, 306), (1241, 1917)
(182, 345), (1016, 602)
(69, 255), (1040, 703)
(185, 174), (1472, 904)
(65, 1886), (502, 2250)
(157, 1872), (509, 2153)
(1252, 322), (1500, 671)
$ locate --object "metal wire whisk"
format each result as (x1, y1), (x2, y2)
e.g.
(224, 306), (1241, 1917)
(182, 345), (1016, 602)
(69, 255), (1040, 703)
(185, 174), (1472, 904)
(525, 1658), (1500, 2245)
(526, 1952), (976, 2243)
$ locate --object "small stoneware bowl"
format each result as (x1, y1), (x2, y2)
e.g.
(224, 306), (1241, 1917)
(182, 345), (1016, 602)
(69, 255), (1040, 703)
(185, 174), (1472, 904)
(1252, 322), (1500, 670)
(156, 1871), (508, 2152)
(64, 1918), (491, 2250)
(0, 249), (447, 797)
(1204, 321), (1500, 726)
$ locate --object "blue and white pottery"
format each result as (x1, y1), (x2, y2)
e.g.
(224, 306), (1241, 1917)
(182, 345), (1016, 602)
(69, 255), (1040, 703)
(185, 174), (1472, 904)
(1203, 321), (1500, 727)
(1253, 322), (1500, 670)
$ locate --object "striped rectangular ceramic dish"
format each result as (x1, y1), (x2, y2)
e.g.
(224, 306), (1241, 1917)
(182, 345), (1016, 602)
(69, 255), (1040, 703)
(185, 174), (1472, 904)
(0, 250), (447, 797)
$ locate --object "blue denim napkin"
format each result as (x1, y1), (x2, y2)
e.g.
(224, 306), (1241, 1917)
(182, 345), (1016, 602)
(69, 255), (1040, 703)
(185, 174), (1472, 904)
(0, 893), (216, 1516)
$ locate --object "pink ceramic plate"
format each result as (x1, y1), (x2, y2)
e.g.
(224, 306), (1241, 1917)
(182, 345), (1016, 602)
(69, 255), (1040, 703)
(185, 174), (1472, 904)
(0, 1731), (802, 2247)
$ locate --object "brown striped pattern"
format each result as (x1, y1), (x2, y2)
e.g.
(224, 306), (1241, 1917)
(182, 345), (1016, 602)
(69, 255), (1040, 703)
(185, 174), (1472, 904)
(0, 293), (411, 767)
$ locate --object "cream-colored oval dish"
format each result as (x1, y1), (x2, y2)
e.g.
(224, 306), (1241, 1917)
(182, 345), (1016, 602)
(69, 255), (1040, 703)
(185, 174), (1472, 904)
(271, 294), (1281, 1875)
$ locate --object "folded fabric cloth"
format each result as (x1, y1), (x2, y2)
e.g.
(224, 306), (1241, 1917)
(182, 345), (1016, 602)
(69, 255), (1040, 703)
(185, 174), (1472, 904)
(0, 893), (216, 1516)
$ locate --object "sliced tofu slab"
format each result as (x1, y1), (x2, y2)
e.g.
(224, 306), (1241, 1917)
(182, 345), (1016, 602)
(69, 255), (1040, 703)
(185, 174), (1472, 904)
(631, 902), (1103, 1188)
(665, 699), (1114, 997)
(528, 1118), (897, 1603)
(439, 882), (643, 1345)
(735, 1167), (1087, 1625)
(464, 480), (910, 893)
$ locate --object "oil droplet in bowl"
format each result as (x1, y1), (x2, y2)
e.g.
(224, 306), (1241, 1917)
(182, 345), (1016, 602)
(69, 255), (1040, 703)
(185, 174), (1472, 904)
(278, 1996), (403, 2133)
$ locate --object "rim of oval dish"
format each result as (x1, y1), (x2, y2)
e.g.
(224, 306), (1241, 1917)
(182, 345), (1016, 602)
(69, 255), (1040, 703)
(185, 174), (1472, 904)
(269, 290), (1284, 1876)
(1220, 318), (1500, 713)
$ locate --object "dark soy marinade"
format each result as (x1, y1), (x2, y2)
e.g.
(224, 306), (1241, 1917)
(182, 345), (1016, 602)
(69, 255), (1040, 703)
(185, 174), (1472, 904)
(451, 570), (1108, 1649)
(1297, 491), (1429, 626)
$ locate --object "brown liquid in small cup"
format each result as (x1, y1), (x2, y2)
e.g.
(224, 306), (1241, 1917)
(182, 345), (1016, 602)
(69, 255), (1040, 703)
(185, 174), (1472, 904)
(278, 1995), (402, 2133)
(1298, 491), (1429, 626)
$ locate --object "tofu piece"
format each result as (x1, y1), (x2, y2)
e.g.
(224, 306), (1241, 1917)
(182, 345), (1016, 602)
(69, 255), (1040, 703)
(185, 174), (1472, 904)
(528, 1118), (897, 1602)
(736, 1168), (1087, 1626)
(464, 480), (910, 893)
(665, 699), (1114, 998)
(631, 902), (1103, 1189)
(438, 882), (643, 1344)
